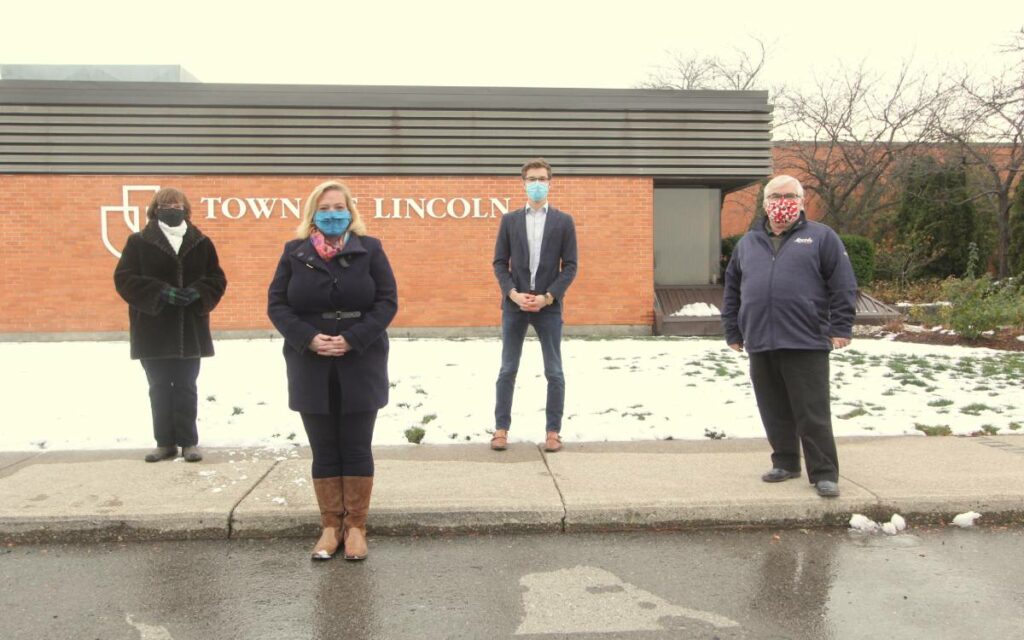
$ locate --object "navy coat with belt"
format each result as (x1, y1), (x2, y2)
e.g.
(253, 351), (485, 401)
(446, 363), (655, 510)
(113, 220), (227, 360)
(267, 234), (398, 415)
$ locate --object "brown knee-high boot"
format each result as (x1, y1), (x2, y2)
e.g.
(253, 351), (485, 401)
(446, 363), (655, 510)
(341, 476), (373, 561)
(311, 477), (344, 561)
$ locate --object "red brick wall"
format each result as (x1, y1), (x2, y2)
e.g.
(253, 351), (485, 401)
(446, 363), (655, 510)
(0, 175), (654, 333)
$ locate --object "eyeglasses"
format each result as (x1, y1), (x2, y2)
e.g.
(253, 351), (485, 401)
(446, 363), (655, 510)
(766, 193), (801, 201)
(524, 177), (550, 183)
(316, 204), (349, 212)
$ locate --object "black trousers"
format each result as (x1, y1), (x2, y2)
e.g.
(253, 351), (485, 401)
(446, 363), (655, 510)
(748, 349), (839, 483)
(300, 368), (377, 478)
(140, 358), (201, 448)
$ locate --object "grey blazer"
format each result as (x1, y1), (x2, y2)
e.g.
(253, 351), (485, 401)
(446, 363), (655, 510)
(492, 206), (578, 303)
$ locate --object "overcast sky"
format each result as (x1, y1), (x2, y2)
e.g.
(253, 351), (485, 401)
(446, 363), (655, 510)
(2, 1), (1020, 90)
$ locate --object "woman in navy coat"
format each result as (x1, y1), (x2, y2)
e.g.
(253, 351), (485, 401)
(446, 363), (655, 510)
(268, 180), (398, 561)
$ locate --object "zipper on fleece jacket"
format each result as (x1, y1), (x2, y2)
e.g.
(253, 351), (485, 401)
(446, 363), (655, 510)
(762, 219), (804, 350)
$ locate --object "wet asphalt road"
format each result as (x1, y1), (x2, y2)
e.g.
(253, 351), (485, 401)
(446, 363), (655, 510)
(2, 527), (1023, 639)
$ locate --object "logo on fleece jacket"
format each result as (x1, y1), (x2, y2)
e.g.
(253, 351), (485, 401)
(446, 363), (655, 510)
(794, 237), (814, 244)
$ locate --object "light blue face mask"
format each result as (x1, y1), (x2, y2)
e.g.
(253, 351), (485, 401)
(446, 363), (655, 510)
(314, 210), (351, 237)
(525, 180), (549, 202)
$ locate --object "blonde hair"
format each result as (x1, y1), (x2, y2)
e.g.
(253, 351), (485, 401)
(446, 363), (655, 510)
(296, 180), (367, 239)
(763, 174), (804, 200)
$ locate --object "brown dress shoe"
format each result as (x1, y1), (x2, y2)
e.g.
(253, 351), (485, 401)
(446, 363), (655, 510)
(544, 432), (562, 452)
(490, 429), (508, 451)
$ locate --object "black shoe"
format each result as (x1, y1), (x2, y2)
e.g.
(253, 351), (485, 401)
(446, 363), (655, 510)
(815, 480), (841, 498)
(761, 468), (801, 483)
(182, 446), (203, 462)
(144, 446), (178, 463)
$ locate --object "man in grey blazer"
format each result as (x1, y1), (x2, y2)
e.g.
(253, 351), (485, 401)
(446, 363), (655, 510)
(491, 158), (578, 452)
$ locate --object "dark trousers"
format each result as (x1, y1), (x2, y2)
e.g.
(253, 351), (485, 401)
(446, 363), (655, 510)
(140, 358), (201, 448)
(300, 368), (377, 478)
(748, 349), (839, 483)
(495, 305), (564, 432)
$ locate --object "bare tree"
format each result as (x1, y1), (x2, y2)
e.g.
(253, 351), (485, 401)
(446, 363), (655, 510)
(639, 37), (770, 91)
(1002, 27), (1024, 55)
(937, 31), (1024, 277)
(772, 61), (941, 237)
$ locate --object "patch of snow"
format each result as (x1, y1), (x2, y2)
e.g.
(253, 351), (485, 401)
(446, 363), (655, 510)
(1, 337), (1022, 450)
(670, 303), (719, 317)
(1017, 335), (1024, 343)
(852, 513), (909, 535)
(271, 497), (287, 506)
(849, 514), (879, 533)
(952, 511), (981, 528)
(891, 513), (907, 531)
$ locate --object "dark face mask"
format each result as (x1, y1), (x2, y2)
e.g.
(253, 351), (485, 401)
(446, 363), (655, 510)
(156, 207), (186, 227)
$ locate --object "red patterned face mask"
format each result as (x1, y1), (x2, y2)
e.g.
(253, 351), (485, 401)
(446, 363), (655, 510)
(765, 198), (801, 226)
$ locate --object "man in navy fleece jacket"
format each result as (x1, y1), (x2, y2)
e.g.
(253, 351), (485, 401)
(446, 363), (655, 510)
(721, 174), (858, 498)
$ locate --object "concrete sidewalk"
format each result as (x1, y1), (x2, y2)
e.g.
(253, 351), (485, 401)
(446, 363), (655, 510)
(1, 435), (1022, 543)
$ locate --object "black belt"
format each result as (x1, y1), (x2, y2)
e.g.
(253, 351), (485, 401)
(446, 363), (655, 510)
(321, 311), (362, 319)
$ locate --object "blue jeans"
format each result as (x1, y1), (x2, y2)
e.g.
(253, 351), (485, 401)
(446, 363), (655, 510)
(495, 303), (564, 432)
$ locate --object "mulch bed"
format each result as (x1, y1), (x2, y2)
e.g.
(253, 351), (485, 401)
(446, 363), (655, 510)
(889, 327), (1024, 352)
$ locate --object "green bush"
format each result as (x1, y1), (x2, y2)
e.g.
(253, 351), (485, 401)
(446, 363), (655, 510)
(895, 157), (980, 278)
(404, 427), (426, 444)
(1011, 177), (1024, 276)
(720, 234), (743, 282)
(840, 235), (875, 286)
(941, 276), (1024, 339)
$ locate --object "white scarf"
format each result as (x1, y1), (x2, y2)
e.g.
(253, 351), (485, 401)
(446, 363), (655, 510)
(158, 220), (188, 254)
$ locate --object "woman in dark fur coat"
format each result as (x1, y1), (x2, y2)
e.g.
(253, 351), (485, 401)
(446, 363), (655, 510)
(114, 188), (227, 463)
(268, 180), (397, 562)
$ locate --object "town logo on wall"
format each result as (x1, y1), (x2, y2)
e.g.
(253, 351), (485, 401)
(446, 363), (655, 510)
(101, 185), (161, 258)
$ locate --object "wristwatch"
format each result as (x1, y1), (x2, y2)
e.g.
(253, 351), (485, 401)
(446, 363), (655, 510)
(544, 292), (555, 306)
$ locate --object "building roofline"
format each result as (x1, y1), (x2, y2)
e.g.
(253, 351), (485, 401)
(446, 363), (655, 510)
(0, 79), (771, 112)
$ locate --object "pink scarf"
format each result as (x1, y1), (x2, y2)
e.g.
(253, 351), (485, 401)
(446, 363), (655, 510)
(310, 230), (345, 262)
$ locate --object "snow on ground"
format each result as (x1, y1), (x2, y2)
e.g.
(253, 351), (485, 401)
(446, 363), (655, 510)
(670, 303), (720, 317)
(1, 337), (1021, 452)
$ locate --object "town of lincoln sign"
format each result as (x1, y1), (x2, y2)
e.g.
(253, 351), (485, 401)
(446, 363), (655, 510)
(100, 185), (512, 258)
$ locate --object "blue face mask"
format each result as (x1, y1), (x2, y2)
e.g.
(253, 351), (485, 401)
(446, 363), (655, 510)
(525, 180), (549, 202)
(313, 210), (351, 237)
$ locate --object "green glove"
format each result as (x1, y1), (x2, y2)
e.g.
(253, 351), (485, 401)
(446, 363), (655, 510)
(161, 287), (196, 307)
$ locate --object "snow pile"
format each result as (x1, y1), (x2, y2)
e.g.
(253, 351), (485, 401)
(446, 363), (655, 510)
(951, 511), (982, 528)
(849, 513), (908, 535)
(849, 514), (879, 533)
(670, 303), (720, 317)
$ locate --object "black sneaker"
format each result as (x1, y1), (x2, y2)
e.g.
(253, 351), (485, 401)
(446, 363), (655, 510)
(761, 468), (801, 483)
(144, 446), (178, 463)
